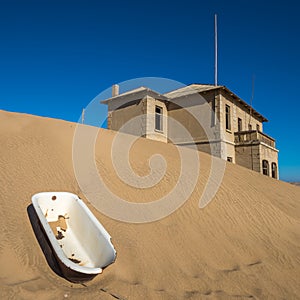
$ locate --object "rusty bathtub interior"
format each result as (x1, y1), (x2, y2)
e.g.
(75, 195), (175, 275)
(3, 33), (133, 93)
(31, 192), (116, 282)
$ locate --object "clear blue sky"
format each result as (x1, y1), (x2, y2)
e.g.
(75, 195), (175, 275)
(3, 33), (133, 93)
(0, 0), (299, 181)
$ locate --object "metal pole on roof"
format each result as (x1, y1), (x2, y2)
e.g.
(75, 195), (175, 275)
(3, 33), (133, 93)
(249, 75), (255, 127)
(215, 14), (218, 86)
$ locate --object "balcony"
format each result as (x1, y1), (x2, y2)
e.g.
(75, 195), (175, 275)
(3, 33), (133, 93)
(234, 130), (276, 148)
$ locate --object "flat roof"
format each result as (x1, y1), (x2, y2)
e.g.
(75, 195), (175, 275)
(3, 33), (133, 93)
(100, 86), (168, 104)
(164, 84), (221, 98)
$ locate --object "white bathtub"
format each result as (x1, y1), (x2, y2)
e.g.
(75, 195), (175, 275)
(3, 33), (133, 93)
(32, 192), (116, 282)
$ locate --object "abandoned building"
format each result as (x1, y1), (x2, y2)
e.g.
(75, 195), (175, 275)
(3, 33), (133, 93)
(101, 83), (279, 179)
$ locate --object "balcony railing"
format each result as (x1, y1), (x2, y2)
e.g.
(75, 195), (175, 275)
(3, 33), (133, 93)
(234, 130), (276, 148)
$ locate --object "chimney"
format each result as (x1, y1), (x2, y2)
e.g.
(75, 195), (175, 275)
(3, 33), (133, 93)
(112, 84), (119, 97)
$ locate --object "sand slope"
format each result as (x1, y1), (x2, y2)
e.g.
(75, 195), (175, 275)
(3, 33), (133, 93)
(0, 110), (299, 300)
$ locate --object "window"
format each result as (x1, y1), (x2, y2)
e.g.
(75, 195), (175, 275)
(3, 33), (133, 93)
(155, 105), (163, 132)
(262, 160), (269, 176)
(225, 105), (231, 131)
(271, 163), (277, 179)
(248, 124), (252, 130)
(238, 118), (242, 132)
(227, 157), (233, 162)
(256, 124), (260, 132)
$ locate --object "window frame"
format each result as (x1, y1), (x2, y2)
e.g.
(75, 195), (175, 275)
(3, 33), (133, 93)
(271, 162), (277, 179)
(155, 105), (163, 132)
(225, 104), (231, 131)
(262, 159), (269, 176)
(238, 118), (242, 132)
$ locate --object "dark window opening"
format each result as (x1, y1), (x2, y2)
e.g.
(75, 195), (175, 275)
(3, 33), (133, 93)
(248, 124), (252, 130)
(238, 118), (242, 132)
(271, 162), (277, 179)
(225, 105), (231, 131)
(262, 160), (269, 176)
(155, 106), (163, 132)
(256, 124), (260, 131)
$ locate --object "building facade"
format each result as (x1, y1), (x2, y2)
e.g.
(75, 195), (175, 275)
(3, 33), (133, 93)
(101, 84), (279, 179)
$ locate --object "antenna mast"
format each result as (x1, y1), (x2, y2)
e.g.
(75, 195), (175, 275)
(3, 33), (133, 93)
(215, 14), (218, 86)
(249, 75), (255, 127)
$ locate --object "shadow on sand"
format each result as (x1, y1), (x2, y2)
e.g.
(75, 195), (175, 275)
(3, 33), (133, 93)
(27, 204), (63, 278)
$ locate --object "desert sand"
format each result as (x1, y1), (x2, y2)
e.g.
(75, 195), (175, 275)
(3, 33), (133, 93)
(0, 109), (299, 299)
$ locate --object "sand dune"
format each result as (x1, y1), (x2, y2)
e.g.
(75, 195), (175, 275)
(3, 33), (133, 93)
(0, 110), (299, 299)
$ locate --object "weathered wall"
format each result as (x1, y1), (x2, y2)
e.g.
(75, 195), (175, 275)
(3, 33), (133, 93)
(225, 142), (236, 163)
(235, 143), (278, 178)
(218, 90), (265, 164)
(108, 98), (146, 137)
(259, 144), (279, 178)
(108, 96), (168, 143)
(234, 101), (263, 132)
(168, 91), (218, 145)
(195, 140), (226, 159)
(219, 91), (263, 142)
(235, 143), (261, 173)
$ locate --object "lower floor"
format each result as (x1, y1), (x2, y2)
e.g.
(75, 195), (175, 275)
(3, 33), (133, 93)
(177, 139), (279, 179)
